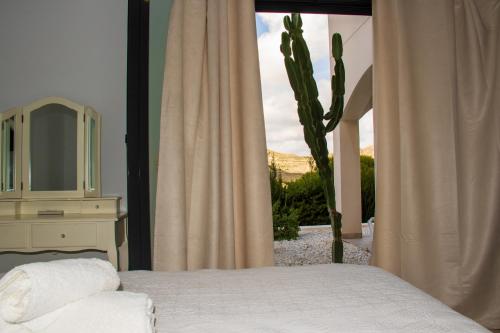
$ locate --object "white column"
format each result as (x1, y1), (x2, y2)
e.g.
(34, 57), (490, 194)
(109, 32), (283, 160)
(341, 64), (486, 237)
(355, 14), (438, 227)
(333, 120), (362, 239)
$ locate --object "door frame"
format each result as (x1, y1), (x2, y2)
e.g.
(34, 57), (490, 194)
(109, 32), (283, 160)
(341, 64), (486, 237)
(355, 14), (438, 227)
(125, 0), (372, 270)
(126, 0), (151, 270)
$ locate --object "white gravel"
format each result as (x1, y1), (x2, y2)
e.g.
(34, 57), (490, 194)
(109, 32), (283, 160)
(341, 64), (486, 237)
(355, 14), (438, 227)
(274, 227), (371, 266)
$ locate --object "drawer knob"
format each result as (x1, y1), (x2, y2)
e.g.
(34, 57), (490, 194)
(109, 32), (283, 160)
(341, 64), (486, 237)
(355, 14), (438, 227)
(60, 234), (66, 238)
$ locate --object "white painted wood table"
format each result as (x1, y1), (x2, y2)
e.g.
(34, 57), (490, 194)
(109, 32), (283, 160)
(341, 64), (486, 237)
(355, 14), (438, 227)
(0, 213), (128, 271)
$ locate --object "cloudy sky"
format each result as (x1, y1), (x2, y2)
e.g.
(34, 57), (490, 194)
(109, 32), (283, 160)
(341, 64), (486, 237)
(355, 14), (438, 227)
(256, 13), (373, 156)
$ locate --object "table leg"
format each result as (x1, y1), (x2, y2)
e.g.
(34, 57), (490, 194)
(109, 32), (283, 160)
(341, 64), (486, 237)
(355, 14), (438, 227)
(107, 245), (118, 270)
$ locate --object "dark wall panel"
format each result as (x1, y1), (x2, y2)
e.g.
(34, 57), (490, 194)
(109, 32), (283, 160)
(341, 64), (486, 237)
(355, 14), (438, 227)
(255, 0), (372, 15)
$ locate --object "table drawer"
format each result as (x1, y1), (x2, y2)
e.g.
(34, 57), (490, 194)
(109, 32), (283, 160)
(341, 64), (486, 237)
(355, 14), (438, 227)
(0, 224), (27, 249)
(31, 223), (97, 248)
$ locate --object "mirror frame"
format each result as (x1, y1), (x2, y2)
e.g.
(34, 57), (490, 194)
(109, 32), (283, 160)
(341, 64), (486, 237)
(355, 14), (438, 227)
(0, 108), (22, 199)
(84, 106), (101, 197)
(22, 97), (85, 198)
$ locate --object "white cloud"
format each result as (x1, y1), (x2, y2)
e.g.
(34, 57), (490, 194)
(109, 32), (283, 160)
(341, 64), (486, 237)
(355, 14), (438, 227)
(359, 110), (374, 149)
(257, 13), (373, 156)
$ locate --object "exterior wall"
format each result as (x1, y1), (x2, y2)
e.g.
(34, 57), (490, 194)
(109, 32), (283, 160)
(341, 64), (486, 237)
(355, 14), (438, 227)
(0, 0), (127, 271)
(329, 15), (373, 238)
(328, 15), (372, 107)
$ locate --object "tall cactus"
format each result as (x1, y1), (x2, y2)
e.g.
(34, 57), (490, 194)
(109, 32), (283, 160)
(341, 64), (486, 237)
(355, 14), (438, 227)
(280, 13), (345, 263)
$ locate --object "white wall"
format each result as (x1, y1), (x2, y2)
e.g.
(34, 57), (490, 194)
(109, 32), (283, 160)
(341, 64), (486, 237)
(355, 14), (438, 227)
(0, 0), (127, 272)
(329, 15), (373, 236)
(0, 0), (127, 205)
(328, 15), (372, 107)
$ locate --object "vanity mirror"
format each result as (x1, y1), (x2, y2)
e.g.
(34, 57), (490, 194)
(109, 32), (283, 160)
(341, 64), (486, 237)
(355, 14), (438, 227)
(0, 97), (101, 198)
(0, 108), (22, 198)
(1, 117), (16, 191)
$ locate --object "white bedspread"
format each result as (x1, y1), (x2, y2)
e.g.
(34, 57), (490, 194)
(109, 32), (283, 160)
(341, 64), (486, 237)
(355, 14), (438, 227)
(120, 264), (488, 333)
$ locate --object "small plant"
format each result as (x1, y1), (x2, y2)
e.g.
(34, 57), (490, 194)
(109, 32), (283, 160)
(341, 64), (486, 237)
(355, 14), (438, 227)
(280, 13), (345, 263)
(272, 202), (300, 241)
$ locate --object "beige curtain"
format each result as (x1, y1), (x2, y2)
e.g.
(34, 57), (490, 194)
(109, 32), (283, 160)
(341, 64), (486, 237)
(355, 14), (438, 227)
(372, 0), (500, 329)
(153, 0), (274, 272)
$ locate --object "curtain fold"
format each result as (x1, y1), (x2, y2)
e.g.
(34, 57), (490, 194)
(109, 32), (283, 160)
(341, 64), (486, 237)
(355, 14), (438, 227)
(372, 0), (500, 328)
(153, 0), (274, 272)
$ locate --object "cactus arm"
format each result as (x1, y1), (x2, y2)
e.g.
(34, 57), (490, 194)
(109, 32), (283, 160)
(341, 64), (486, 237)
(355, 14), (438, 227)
(323, 75), (337, 120)
(325, 33), (345, 133)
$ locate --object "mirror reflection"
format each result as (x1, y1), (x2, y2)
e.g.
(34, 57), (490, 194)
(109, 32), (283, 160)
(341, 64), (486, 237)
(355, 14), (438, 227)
(1, 116), (15, 192)
(30, 104), (77, 191)
(86, 117), (96, 191)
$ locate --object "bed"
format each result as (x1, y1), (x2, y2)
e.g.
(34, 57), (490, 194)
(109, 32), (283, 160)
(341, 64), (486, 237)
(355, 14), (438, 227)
(120, 264), (488, 333)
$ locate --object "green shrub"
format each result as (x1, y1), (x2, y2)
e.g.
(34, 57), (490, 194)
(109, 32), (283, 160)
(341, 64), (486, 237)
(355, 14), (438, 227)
(360, 155), (375, 223)
(269, 158), (299, 240)
(286, 172), (330, 226)
(269, 158), (285, 204)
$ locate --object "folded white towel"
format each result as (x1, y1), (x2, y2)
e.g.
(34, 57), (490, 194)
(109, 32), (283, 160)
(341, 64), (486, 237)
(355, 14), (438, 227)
(0, 291), (155, 333)
(0, 259), (120, 323)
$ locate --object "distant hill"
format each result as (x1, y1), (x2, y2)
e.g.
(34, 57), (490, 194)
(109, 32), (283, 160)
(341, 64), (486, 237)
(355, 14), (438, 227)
(268, 145), (374, 182)
(360, 145), (374, 157)
(267, 150), (313, 182)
